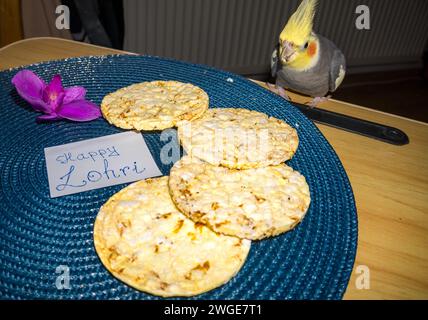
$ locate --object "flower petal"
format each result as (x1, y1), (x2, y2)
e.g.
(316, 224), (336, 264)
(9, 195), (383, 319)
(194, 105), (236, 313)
(11, 70), (51, 113)
(46, 74), (63, 93)
(63, 86), (86, 104)
(56, 100), (101, 121)
(37, 114), (60, 122)
(43, 75), (64, 109)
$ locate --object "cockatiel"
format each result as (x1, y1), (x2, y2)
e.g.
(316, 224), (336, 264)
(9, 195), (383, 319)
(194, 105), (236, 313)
(270, 0), (346, 103)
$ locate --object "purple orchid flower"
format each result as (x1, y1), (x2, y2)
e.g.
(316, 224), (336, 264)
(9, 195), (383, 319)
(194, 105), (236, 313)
(11, 70), (101, 122)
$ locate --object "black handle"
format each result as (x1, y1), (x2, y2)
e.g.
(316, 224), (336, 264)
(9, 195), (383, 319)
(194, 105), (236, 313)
(293, 102), (409, 145)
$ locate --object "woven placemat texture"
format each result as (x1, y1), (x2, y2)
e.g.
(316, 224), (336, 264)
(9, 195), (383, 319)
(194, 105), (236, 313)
(0, 55), (357, 300)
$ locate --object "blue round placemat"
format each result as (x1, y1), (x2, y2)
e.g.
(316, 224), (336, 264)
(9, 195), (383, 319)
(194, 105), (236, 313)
(0, 55), (357, 300)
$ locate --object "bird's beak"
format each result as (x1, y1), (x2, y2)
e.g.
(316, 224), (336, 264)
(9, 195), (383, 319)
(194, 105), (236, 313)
(280, 41), (296, 64)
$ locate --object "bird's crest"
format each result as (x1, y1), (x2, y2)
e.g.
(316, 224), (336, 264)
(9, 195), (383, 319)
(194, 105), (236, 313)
(279, 0), (317, 46)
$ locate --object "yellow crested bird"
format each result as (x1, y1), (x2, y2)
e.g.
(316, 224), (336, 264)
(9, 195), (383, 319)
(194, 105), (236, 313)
(270, 0), (346, 105)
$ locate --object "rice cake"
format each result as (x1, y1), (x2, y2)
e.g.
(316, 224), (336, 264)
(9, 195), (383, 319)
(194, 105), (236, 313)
(101, 81), (209, 130)
(169, 156), (310, 240)
(93, 176), (250, 297)
(177, 108), (298, 169)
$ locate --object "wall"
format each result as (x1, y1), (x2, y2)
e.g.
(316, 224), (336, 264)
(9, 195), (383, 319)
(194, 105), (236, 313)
(123, 0), (428, 76)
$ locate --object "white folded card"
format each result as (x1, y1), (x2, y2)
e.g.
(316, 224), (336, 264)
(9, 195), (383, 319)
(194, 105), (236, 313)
(44, 131), (162, 198)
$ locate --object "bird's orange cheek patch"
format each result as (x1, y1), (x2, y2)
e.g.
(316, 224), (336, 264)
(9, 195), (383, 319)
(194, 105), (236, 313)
(307, 42), (317, 57)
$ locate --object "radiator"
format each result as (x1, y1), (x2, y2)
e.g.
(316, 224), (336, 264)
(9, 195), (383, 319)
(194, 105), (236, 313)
(123, 0), (428, 75)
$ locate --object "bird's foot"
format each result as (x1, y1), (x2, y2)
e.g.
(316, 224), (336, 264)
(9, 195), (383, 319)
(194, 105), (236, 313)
(306, 95), (331, 108)
(266, 83), (291, 101)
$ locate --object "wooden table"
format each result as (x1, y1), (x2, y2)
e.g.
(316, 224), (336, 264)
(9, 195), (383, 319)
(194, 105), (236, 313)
(1, 37), (427, 300)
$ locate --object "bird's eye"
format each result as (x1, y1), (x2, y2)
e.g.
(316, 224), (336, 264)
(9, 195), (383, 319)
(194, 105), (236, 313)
(304, 42), (309, 49)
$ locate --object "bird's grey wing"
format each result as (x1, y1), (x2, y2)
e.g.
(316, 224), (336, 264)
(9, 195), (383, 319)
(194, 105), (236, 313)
(271, 44), (280, 78)
(329, 49), (346, 92)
